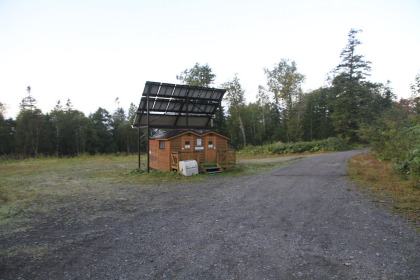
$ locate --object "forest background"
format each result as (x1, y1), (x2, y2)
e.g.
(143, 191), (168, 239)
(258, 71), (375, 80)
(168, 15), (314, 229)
(0, 29), (419, 177)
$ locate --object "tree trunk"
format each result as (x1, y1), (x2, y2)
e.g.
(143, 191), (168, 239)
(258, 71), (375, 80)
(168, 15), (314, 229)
(75, 129), (80, 155)
(238, 112), (247, 146)
(55, 126), (60, 157)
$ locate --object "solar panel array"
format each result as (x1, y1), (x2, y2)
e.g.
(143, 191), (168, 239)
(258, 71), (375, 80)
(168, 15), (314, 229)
(133, 81), (226, 129)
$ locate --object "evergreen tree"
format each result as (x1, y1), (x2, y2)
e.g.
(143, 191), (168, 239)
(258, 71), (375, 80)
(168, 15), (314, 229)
(0, 103), (15, 155)
(111, 98), (127, 153)
(331, 29), (372, 142)
(75, 115), (97, 155)
(50, 100), (65, 156)
(122, 102), (140, 154)
(49, 99), (92, 156)
(15, 87), (49, 157)
(89, 107), (117, 153)
(214, 105), (227, 135)
(301, 88), (335, 141)
(128, 102), (138, 124)
(335, 29), (371, 81)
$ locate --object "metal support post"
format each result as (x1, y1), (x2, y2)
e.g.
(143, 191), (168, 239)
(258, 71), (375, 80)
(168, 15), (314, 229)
(138, 126), (141, 169)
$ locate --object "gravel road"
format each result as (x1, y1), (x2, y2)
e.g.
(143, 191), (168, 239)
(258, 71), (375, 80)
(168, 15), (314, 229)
(1, 150), (419, 279)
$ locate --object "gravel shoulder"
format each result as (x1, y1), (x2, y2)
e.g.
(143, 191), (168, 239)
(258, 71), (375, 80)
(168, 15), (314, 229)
(1, 150), (419, 279)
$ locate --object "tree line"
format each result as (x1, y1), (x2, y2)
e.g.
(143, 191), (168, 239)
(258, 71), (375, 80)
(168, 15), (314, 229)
(179, 30), (418, 148)
(0, 29), (419, 165)
(0, 91), (140, 157)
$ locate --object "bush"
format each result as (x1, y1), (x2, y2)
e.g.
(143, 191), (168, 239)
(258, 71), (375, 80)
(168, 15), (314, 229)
(378, 125), (419, 176)
(365, 122), (420, 177)
(395, 146), (420, 176)
(239, 138), (349, 156)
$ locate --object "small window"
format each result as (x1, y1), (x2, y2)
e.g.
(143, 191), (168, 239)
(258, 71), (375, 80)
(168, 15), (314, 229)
(208, 141), (213, 145)
(159, 140), (165, 149)
(185, 141), (190, 145)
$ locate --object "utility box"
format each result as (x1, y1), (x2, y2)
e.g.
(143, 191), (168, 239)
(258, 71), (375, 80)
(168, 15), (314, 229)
(179, 160), (199, 176)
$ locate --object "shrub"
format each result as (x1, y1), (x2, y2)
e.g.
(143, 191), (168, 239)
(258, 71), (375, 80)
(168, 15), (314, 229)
(238, 138), (349, 156)
(370, 124), (420, 177)
(395, 146), (420, 176)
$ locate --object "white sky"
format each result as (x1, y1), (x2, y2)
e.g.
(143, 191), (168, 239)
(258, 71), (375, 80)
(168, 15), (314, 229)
(1, 0), (419, 119)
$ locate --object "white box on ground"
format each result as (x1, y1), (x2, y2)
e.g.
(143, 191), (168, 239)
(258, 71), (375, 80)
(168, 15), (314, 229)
(179, 160), (198, 176)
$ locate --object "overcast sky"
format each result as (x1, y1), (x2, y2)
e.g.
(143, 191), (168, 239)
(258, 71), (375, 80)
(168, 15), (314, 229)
(1, 0), (419, 119)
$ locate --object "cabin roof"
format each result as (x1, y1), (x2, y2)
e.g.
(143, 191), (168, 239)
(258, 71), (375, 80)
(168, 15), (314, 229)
(151, 129), (229, 140)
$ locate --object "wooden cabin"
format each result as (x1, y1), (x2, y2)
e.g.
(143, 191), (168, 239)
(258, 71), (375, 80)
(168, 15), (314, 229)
(149, 129), (236, 174)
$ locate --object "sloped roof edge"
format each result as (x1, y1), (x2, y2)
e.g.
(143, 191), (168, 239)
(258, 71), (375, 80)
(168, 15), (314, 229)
(151, 129), (229, 140)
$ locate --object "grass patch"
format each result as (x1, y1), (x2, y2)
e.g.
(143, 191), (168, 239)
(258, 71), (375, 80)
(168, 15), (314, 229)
(0, 152), (307, 235)
(225, 154), (307, 176)
(348, 152), (420, 225)
(0, 155), (139, 229)
(125, 168), (205, 183)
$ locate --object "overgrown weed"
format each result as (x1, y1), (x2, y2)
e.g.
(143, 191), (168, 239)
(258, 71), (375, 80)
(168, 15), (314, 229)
(349, 152), (420, 225)
(238, 137), (349, 156)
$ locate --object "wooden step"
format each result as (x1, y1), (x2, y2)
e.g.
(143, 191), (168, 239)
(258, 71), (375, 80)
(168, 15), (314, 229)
(203, 165), (222, 174)
(207, 171), (222, 174)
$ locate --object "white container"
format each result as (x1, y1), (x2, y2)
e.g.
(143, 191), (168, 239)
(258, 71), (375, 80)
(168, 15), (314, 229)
(179, 160), (199, 176)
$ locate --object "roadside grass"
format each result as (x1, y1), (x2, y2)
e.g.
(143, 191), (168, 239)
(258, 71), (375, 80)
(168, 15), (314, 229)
(227, 154), (307, 176)
(348, 152), (420, 225)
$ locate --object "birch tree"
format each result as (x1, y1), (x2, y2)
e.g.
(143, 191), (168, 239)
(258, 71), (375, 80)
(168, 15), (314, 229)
(222, 74), (247, 146)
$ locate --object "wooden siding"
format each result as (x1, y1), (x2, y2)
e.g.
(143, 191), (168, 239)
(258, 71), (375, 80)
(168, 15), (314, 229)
(170, 137), (182, 152)
(150, 131), (230, 171)
(216, 137), (228, 150)
(150, 139), (171, 171)
(149, 140), (159, 170)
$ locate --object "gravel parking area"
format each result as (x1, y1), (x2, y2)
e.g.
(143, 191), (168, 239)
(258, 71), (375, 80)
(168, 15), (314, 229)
(1, 150), (419, 279)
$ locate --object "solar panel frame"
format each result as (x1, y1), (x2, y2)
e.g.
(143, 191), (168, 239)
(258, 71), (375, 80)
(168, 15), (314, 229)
(157, 83), (175, 97)
(133, 81), (225, 129)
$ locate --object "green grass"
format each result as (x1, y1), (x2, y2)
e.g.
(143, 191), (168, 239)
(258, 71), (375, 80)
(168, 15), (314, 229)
(0, 155), (136, 229)
(0, 153), (306, 231)
(226, 155), (306, 176)
(348, 153), (420, 225)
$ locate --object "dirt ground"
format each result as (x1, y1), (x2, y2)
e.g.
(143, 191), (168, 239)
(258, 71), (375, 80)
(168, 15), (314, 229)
(1, 150), (419, 279)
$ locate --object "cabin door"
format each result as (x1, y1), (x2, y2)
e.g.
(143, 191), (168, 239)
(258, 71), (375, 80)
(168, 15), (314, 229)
(182, 136), (192, 152)
(205, 136), (217, 163)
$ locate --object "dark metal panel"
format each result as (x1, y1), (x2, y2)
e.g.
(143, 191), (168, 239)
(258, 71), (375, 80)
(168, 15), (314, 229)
(200, 90), (212, 100)
(143, 82), (160, 95)
(138, 114), (212, 127)
(166, 102), (178, 111)
(173, 85), (188, 97)
(133, 81), (226, 129)
(139, 124), (217, 129)
(154, 101), (169, 111)
(139, 100), (145, 111)
(189, 88), (201, 98)
(158, 83), (175, 97)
